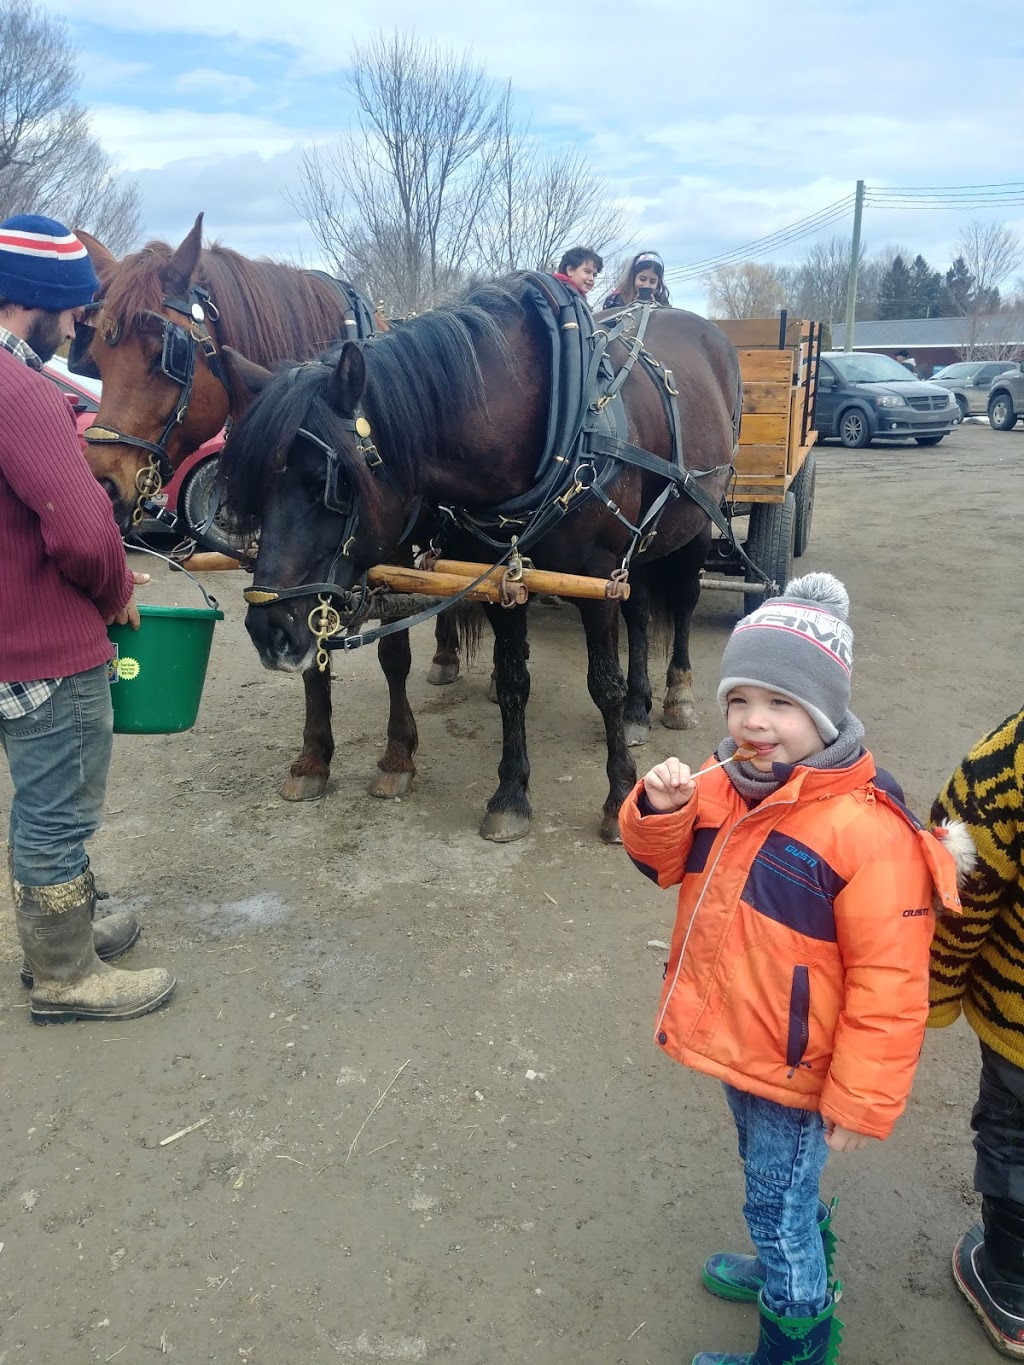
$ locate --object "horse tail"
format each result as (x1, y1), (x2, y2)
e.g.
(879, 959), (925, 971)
(455, 602), (484, 668)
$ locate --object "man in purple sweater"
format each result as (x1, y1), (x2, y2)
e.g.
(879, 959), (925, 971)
(0, 214), (175, 1023)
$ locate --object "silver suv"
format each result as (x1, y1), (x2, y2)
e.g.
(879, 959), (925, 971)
(988, 367), (1024, 431)
(930, 360), (1021, 420)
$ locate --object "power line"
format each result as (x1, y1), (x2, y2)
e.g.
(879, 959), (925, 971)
(665, 196), (855, 281)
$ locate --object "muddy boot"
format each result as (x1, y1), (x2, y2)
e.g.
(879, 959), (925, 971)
(10, 855), (140, 987)
(702, 1199), (838, 1304)
(953, 1199), (1024, 1358)
(14, 871), (176, 1025)
(692, 1287), (842, 1365)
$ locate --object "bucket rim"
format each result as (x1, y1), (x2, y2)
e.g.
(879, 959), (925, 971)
(118, 603), (225, 623)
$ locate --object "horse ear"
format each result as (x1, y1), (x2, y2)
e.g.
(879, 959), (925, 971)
(160, 212), (204, 296)
(74, 229), (118, 283)
(221, 347), (272, 409)
(326, 342), (366, 416)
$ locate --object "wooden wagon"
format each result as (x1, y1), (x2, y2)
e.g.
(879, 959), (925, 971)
(702, 312), (824, 615)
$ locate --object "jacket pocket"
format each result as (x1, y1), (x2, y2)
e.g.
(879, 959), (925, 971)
(786, 965), (811, 1075)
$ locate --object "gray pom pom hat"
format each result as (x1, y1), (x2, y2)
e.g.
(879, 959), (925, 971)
(716, 572), (853, 742)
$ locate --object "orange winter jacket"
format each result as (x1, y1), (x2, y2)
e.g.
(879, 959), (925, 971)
(620, 752), (964, 1140)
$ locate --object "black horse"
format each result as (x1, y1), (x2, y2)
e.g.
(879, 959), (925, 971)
(217, 277), (739, 842)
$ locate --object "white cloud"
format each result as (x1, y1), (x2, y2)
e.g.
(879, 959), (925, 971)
(89, 105), (313, 171)
(176, 68), (258, 101)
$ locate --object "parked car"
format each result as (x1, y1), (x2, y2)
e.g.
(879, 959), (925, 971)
(814, 351), (960, 448)
(43, 355), (225, 539)
(987, 366), (1024, 431)
(929, 359), (1021, 420)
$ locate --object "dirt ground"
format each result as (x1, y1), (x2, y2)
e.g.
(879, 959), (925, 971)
(1, 418), (1021, 1365)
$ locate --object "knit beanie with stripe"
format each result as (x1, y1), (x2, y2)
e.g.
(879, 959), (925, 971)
(0, 215), (99, 311)
(716, 572), (854, 742)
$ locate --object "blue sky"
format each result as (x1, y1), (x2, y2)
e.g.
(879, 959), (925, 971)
(49, 0), (1024, 311)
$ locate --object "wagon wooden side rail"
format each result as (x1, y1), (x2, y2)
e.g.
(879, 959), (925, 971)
(701, 312), (824, 615)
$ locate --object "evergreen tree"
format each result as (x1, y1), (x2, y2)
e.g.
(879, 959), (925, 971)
(907, 254), (941, 318)
(936, 256), (975, 316)
(877, 255), (912, 319)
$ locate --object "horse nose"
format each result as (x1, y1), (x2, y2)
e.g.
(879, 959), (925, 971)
(99, 477), (132, 532)
(246, 606), (304, 669)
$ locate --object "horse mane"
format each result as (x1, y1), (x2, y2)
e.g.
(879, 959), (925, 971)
(98, 239), (355, 366)
(219, 279), (523, 537)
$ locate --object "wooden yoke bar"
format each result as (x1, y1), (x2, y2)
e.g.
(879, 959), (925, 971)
(366, 564), (528, 606)
(430, 559), (630, 601)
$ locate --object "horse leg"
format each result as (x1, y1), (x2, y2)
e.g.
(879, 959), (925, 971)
(280, 666), (334, 801)
(620, 574), (653, 748)
(427, 613), (461, 686)
(578, 599), (636, 844)
(479, 604), (532, 843)
(662, 531), (712, 731)
(367, 628), (419, 798)
(487, 634), (527, 704)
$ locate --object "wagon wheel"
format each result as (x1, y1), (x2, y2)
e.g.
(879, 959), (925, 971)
(790, 452), (816, 558)
(743, 492), (796, 617)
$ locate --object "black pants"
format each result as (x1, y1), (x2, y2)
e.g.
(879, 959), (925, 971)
(973, 1042), (1024, 1202)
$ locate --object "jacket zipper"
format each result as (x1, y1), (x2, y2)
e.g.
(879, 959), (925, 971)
(786, 965), (811, 1077)
(654, 793), (800, 1038)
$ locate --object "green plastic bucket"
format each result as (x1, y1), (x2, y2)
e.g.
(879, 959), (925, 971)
(107, 562), (224, 734)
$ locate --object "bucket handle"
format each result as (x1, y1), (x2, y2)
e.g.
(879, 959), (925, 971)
(123, 541), (221, 612)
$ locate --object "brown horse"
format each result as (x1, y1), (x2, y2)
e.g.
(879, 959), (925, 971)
(73, 214), (461, 802)
(217, 277), (740, 842)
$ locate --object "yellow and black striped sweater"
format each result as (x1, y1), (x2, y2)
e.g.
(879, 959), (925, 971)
(929, 709), (1024, 1064)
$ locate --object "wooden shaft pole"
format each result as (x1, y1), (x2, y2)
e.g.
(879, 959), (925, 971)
(429, 559), (630, 602)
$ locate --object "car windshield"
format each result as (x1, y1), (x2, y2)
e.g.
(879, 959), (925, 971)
(828, 353), (920, 384)
(931, 363), (976, 380)
(47, 353), (102, 400)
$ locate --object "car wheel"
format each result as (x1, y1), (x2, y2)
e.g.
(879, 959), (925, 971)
(838, 408), (871, 449)
(989, 392), (1018, 431)
(956, 396), (969, 422)
(178, 455), (254, 559)
(914, 435), (945, 446)
(743, 492), (796, 617)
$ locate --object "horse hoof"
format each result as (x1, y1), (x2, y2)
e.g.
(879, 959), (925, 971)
(368, 769), (414, 799)
(662, 706), (698, 731)
(479, 810), (531, 843)
(280, 773), (329, 801)
(624, 722), (650, 747)
(427, 661), (461, 686)
(600, 812), (623, 844)
(487, 678), (499, 705)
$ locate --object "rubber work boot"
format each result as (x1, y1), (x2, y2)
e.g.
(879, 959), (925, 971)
(9, 851), (141, 987)
(953, 1198), (1024, 1358)
(691, 1287), (843, 1365)
(702, 1199), (838, 1303)
(13, 871), (175, 1024)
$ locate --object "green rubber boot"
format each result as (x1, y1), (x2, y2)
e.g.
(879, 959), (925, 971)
(692, 1286), (843, 1365)
(702, 1198), (838, 1303)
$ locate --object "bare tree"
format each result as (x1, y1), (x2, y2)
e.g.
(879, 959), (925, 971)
(293, 35), (626, 314)
(294, 34), (503, 315)
(957, 221), (1023, 300)
(0, 1), (140, 251)
(703, 261), (789, 319)
(472, 86), (626, 275)
(789, 234), (865, 324)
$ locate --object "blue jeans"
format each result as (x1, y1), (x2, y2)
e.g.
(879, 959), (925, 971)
(0, 665), (113, 887)
(724, 1083), (830, 1317)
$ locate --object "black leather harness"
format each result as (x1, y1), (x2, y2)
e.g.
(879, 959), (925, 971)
(243, 274), (762, 665)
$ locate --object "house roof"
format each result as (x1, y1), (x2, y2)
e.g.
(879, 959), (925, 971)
(831, 316), (1024, 349)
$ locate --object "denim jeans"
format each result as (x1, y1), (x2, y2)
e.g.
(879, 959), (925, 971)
(0, 665), (113, 887)
(724, 1083), (830, 1316)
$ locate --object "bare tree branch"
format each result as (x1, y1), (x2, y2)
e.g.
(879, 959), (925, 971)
(0, 0), (140, 252)
(702, 261), (789, 319)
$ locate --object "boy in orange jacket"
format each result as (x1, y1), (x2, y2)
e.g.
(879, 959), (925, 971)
(620, 572), (973, 1365)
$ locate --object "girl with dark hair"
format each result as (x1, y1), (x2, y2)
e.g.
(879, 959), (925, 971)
(551, 246), (603, 300)
(602, 251), (671, 309)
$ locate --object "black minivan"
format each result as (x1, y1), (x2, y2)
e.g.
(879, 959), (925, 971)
(815, 351), (960, 448)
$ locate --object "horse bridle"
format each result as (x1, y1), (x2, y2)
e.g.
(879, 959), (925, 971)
(241, 364), (389, 669)
(70, 284), (230, 525)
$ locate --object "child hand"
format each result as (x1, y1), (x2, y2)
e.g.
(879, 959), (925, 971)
(823, 1121), (872, 1153)
(642, 758), (696, 812)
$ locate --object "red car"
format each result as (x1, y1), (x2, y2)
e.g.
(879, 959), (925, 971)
(43, 354), (224, 540)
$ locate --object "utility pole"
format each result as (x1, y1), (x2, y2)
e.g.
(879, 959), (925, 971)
(843, 179), (865, 351)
